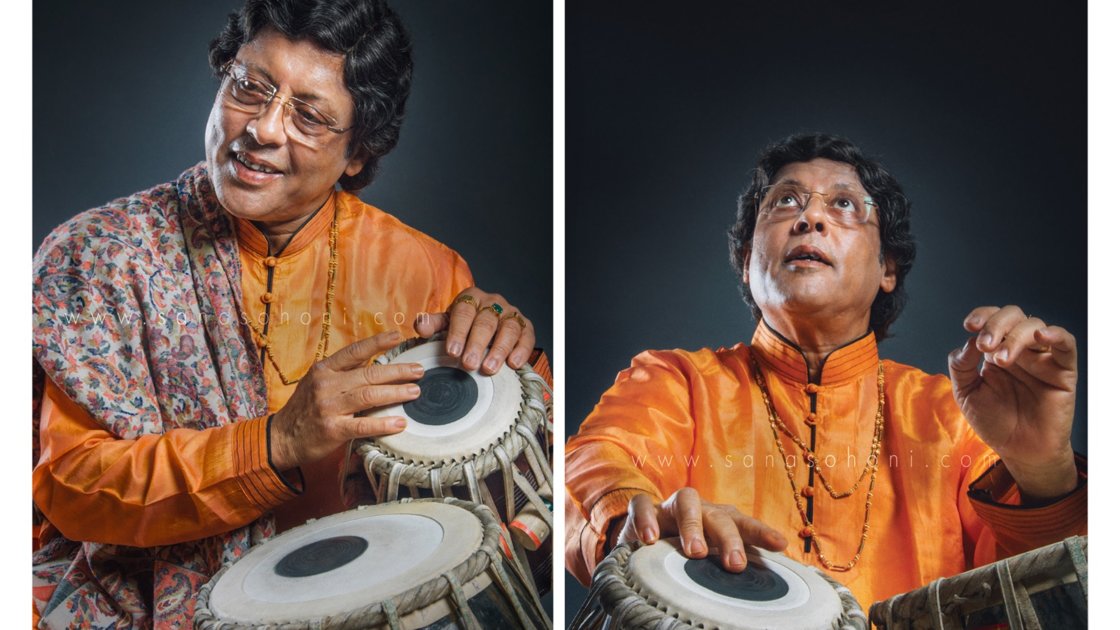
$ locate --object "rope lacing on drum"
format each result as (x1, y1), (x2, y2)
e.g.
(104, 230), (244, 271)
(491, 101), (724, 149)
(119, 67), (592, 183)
(869, 535), (1086, 630)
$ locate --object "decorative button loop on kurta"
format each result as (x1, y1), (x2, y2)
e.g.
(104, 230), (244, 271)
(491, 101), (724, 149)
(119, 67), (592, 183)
(801, 486), (815, 498)
(260, 292), (274, 304)
(799, 526), (814, 539)
(804, 413), (818, 427)
(804, 383), (820, 394)
(264, 256), (279, 268)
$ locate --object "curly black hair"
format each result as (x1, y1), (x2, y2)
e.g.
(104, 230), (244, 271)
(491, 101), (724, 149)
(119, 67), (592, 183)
(727, 133), (917, 340)
(209, 0), (412, 190)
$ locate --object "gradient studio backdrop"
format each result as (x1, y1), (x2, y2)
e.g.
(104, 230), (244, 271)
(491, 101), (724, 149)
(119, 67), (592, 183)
(565, 0), (1087, 621)
(33, 0), (552, 355)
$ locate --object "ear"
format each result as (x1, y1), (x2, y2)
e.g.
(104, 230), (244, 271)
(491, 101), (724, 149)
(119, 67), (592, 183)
(343, 149), (368, 177)
(880, 256), (898, 294)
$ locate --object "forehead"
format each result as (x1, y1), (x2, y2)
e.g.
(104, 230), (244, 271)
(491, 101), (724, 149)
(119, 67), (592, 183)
(771, 158), (864, 191)
(236, 28), (350, 104)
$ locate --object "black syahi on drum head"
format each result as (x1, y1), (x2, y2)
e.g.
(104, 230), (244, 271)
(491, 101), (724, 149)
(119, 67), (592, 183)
(274, 536), (369, 578)
(683, 556), (790, 601)
(403, 367), (478, 426)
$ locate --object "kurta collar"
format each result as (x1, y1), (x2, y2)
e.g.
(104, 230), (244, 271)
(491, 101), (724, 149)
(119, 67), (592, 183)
(232, 193), (336, 257)
(750, 321), (879, 386)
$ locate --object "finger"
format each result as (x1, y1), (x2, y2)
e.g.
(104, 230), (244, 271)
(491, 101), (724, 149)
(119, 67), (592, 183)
(331, 382), (421, 416)
(963, 306), (1000, 334)
(445, 295), (481, 358)
(507, 318), (536, 369)
(664, 488), (707, 558)
(322, 330), (402, 371)
(702, 508), (748, 572)
(337, 361), (424, 392)
(628, 493), (661, 545)
(988, 316), (1046, 368)
(948, 336), (984, 395)
(974, 305), (1026, 353)
(336, 414), (409, 440)
(730, 512), (788, 552)
(1036, 325), (1078, 371)
(462, 304), (502, 371)
(415, 311), (449, 338)
(481, 316), (523, 375)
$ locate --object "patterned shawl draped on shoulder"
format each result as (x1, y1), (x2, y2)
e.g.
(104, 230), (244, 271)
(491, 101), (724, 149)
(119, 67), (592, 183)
(32, 163), (273, 628)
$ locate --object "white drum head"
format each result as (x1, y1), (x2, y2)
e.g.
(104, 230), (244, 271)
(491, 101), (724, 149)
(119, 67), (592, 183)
(369, 339), (522, 464)
(627, 538), (844, 630)
(208, 502), (483, 623)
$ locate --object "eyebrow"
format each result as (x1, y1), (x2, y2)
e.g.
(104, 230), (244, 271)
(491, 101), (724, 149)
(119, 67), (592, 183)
(771, 177), (864, 193)
(238, 60), (332, 106)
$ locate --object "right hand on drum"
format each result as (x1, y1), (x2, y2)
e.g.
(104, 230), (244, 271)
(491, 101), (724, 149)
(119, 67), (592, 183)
(269, 331), (423, 470)
(616, 488), (788, 572)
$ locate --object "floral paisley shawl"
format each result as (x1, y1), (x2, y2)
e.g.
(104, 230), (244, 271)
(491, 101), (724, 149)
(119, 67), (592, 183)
(32, 163), (275, 629)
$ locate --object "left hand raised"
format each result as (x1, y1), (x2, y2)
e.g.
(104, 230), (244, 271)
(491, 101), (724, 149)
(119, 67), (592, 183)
(948, 305), (1078, 502)
(415, 287), (536, 375)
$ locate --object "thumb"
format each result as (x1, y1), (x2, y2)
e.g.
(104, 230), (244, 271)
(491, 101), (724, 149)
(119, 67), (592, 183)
(948, 336), (983, 395)
(415, 312), (450, 338)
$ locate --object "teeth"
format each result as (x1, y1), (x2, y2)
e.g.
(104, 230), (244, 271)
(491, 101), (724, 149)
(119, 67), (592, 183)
(236, 153), (278, 174)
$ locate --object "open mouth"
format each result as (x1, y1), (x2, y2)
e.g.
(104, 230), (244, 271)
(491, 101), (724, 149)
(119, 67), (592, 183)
(234, 152), (281, 175)
(784, 246), (831, 266)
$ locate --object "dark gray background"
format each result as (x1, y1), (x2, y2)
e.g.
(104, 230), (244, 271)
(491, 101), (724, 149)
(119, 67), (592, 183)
(565, 0), (1087, 621)
(33, 0), (552, 354)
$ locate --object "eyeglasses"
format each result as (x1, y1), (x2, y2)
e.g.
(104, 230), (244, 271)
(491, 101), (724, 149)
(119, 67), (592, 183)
(756, 184), (877, 227)
(219, 61), (352, 145)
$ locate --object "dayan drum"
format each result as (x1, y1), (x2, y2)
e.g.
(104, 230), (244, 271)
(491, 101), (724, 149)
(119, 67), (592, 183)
(869, 535), (1088, 630)
(570, 538), (869, 630)
(194, 498), (549, 629)
(354, 335), (554, 597)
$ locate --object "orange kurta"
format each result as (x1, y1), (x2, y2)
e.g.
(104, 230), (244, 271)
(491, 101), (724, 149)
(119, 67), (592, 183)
(33, 190), (475, 549)
(565, 322), (1087, 607)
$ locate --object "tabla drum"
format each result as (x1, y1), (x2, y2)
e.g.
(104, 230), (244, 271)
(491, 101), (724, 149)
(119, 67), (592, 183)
(193, 498), (549, 629)
(869, 535), (1087, 630)
(354, 335), (553, 598)
(570, 538), (868, 630)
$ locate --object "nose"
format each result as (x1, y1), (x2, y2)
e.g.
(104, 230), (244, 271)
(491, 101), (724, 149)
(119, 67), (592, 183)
(246, 96), (288, 147)
(793, 193), (828, 234)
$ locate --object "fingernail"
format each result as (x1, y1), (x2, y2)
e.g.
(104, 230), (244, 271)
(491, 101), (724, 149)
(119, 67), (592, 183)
(770, 531), (788, 547)
(483, 357), (499, 372)
(729, 550), (745, 568)
(996, 349), (1009, 363)
(979, 333), (993, 348)
(407, 384), (421, 395)
(448, 341), (463, 356)
(388, 330), (401, 340)
(642, 527), (656, 544)
(687, 537), (703, 556)
(410, 364), (425, 375)
(394, 418), (407, 428)
(510, 352), (525, 366)
(464, 351), (479, 366)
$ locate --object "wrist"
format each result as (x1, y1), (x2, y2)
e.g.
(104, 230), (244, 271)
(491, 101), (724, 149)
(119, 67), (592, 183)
(1001, 447), (1078, 503)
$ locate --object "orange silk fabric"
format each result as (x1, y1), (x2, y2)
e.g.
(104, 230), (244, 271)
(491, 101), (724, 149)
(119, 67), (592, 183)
(565, 322), (1086, 607)
(34, 191), (474, 547)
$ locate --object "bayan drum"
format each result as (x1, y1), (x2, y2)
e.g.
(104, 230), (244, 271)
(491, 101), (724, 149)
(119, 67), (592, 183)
(869, 535), (1087, 630)
(570, 538), (868, 630)
(354, 335), (553, 597)
(194, 498), (549, 629)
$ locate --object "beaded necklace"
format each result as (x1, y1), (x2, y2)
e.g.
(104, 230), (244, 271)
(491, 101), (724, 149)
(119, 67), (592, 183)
(245, 205), (339, 386)
(749, 353), (885, 572)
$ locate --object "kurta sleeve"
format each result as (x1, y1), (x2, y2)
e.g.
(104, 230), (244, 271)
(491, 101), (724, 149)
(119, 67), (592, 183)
(565, 350), (699, 585)
(953, 422), (1087, 566)
(33, 378), (300, 548)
